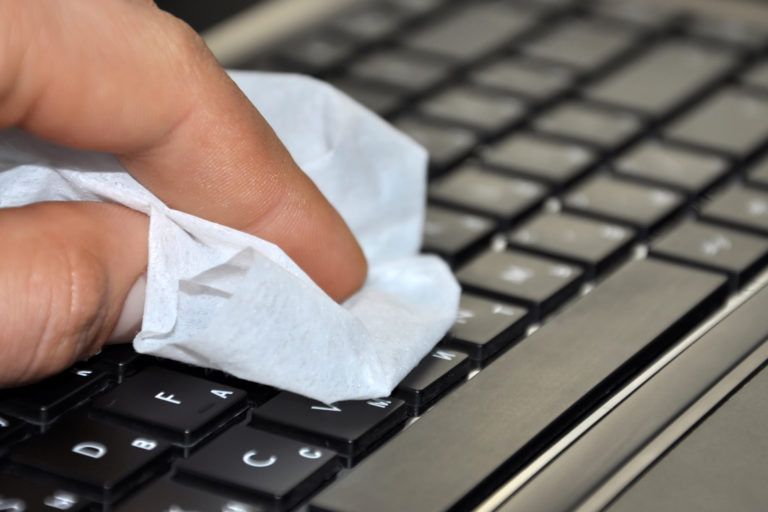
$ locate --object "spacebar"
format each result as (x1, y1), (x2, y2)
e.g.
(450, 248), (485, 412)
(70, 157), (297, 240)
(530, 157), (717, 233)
(311, 259), (727, 512)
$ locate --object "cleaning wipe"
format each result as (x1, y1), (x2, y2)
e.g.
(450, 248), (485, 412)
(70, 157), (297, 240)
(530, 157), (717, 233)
(0, 71), (460, 404)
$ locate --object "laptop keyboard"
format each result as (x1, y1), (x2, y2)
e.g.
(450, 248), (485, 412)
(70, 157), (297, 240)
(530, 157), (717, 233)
(3, 0), (768, 510)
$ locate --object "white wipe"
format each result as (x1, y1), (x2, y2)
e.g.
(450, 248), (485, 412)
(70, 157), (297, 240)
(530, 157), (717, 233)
(0, 71), (460, 404)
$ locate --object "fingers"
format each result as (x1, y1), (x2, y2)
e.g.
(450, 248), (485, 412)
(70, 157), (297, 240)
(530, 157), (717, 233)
(0, 0), (367, 301)
(0, 201), (147, 386)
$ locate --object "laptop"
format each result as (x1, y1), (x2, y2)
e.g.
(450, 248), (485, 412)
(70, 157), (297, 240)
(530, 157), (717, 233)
(2, 0), (768, 510)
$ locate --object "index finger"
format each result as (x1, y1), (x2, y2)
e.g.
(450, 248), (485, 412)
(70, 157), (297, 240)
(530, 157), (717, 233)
(0, 0), (367, 300)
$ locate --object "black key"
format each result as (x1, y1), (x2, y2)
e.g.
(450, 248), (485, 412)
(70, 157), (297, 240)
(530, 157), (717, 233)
(534, 102), (642, 148)
(687, 15), (768, 49)
(586, 41), (735, 114)
(94, 344), (144, 382)
(700, 184), (768, 235)
(746, 153), (768, 189)
(666, 87), (768, 156)
(395, 347), (471, 414)
(192, 370), (278, 407)
(0, 365), (108, 424)
(348, 49), (452, 94)
(310, 259), (726, 512)
(522, 18), (640, 70)
(273, 32), (357, 73)
(115, 479), (260, 512)
(508, 212), (635, 276)
(9, 416), (171, 503)
(422, 206), (495, 265)
(0, 474), (91, 512)
(742, 61), (768, 91)
(614, 140), (727, 195)
(0, 414), (23, 445)
(402, 3), (536, 61)
(418, 86), (525, 134)
(331, 78), (404, 117)
(252, 393), (407, 462)
(331, 4), (408, 42)
(563, 175), (685, 235)
(177, 427), (339, 509)
(482, 133), (595, 187)
(445, 294), (529, 362)
(651, 221), (768, 288)
(456, 249), (583, 318)
(429, 165), (546, 223)
(91, 367), (247, 445)
(470, 57), (574, 101)
(395, 117), (477, 170)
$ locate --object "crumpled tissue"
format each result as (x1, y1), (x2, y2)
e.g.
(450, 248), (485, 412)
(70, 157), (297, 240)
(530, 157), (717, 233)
(0, 71), (460, 404)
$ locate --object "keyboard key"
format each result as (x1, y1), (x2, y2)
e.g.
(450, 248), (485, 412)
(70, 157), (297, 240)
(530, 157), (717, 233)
(534, 102), (643, 148)
(92, 367), (247, 445)
(666, 87), (768, 156)
(482, 133), (596, 187)
(348, 49), (452, 94)
(94, 345), (145, 383)
(446, 294), (529, 361)
(509, 212), (635, 277)
(587, 41), (735, 115)
(395, 117), (477, 170)
(273, 32), (358, 73)
(614, 140), (727, 195)
(651, 221), (768, 288)
(0, 365), (108, 424)
(456, 249), (583, 317)
(429, 165), (546, 223)
(742, 61), (768, 91)
(522, 18), (640, 70)
(252, 393), (408, 462)
(563, 175), (685, 235)
(687, 15), (768, 49)
(746, 153), (768, 189)
(0, 474), (91, 512)
(9, 416), (171, 503)
(700, 184), (768, 235)
(311, 259), (726, 512)
(422, 206), (495, 265)
(177, 427), (339, 509)
(402, 3), (536, 61)
(395, 347), (471, 414)
(418, 86), (525, 134)
(332, 4), (409, 41)
(331, 78), (404, 116)
(115, 479), (259, 512)
(592, 0), (680, 29)
(471, 57), (574, 101)
(0, 414), (23, 445)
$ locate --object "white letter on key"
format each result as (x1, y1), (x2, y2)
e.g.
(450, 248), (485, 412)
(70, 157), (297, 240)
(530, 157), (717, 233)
(155, 392), (181, 405)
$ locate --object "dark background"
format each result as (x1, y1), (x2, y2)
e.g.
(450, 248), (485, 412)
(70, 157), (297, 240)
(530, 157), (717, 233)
(155, 0), (260, 32)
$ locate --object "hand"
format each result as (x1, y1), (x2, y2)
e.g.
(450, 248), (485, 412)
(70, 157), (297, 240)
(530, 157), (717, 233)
(0, 0), (367, 386)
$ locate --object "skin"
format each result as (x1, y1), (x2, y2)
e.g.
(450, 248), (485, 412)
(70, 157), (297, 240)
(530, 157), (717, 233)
(0, 0), (368, 386)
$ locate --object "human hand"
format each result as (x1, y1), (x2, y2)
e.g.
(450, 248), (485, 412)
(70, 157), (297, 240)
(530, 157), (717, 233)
(0, 0), (367, 386)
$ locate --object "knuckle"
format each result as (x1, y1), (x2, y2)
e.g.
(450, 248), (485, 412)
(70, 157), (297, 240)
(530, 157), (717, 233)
(158, 11), (209, 62)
